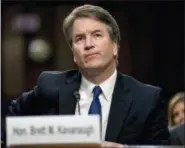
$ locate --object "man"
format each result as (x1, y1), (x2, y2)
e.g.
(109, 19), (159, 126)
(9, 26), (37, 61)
(2, 4), (170, 147)
(170, 124), (185, 145)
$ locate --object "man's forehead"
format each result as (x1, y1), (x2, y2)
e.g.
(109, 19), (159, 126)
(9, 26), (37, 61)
(72, 18), (107, 35)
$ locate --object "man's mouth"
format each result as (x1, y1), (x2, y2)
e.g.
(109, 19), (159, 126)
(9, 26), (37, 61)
(85, 53), (98, 59)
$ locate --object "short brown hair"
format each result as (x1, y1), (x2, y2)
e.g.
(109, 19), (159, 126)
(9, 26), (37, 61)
(63, 4), (121, 48)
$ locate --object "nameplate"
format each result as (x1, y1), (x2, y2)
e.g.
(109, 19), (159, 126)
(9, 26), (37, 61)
(6, 115), (101, 147)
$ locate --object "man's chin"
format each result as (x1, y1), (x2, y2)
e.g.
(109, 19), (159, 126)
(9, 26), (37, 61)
(79, 64), (109, 77)
(84, 65), (103, 70)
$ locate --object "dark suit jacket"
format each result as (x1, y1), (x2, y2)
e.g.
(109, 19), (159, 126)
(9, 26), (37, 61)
(170, 124), (185, 145)
(2, 70), (170, 145)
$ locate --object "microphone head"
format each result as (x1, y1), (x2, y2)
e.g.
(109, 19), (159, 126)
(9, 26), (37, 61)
(73, 91), (80, 100)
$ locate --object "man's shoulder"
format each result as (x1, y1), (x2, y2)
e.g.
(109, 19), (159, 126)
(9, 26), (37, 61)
(120, 73), (161, 93)
(119, 73), (163, 105)
(37, 69), (79, 84)
(38, 69), (78, 79)
(36, 69), (79, 94)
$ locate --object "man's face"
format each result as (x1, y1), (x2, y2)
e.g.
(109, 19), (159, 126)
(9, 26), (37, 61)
(71, 17), (118, 71)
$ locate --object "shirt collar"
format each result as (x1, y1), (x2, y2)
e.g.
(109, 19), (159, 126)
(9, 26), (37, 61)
(80, 70), (117, 101)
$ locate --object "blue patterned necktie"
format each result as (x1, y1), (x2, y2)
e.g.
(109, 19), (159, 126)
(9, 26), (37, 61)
(88, 86), (102, 116)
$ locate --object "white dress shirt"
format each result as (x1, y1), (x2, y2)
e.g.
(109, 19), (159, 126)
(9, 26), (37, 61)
(75, 70), (117, 140)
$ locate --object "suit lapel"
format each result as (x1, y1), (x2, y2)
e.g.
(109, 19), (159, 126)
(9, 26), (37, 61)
(105, 73), (133, 142)
(59, 71), (81, 115)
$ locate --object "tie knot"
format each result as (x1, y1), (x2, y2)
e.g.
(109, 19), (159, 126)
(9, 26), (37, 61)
(93, 86), (102, 97)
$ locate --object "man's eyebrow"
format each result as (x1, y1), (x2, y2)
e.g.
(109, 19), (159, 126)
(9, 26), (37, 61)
(74, 29), (102, 37)
(74, 33), (85, 38)
(91, 29), (102, 34)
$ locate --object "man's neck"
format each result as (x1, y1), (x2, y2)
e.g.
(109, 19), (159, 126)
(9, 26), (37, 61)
(80, 62), (117, 85)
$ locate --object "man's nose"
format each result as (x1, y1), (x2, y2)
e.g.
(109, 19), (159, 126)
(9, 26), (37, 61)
(84, 36), (94, 50)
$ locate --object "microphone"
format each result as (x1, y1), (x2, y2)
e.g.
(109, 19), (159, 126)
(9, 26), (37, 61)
(73, 91), (81, 115)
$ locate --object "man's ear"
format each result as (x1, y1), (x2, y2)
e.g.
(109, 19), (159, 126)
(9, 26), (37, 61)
(71, 47), (76, 63)
(73, 56), (76, 63)
(113, 42), (118, 57)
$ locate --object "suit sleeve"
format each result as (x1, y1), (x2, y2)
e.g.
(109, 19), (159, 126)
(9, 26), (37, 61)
(8, 87), (39, 115)
(1, 86), (39, 147)
(141, 89), (170, 145)
(7, 70), (46, 116)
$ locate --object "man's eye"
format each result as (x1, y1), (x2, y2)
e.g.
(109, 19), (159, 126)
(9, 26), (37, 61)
(76, 37), (83, 42)
(94, 34), (102, 37)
